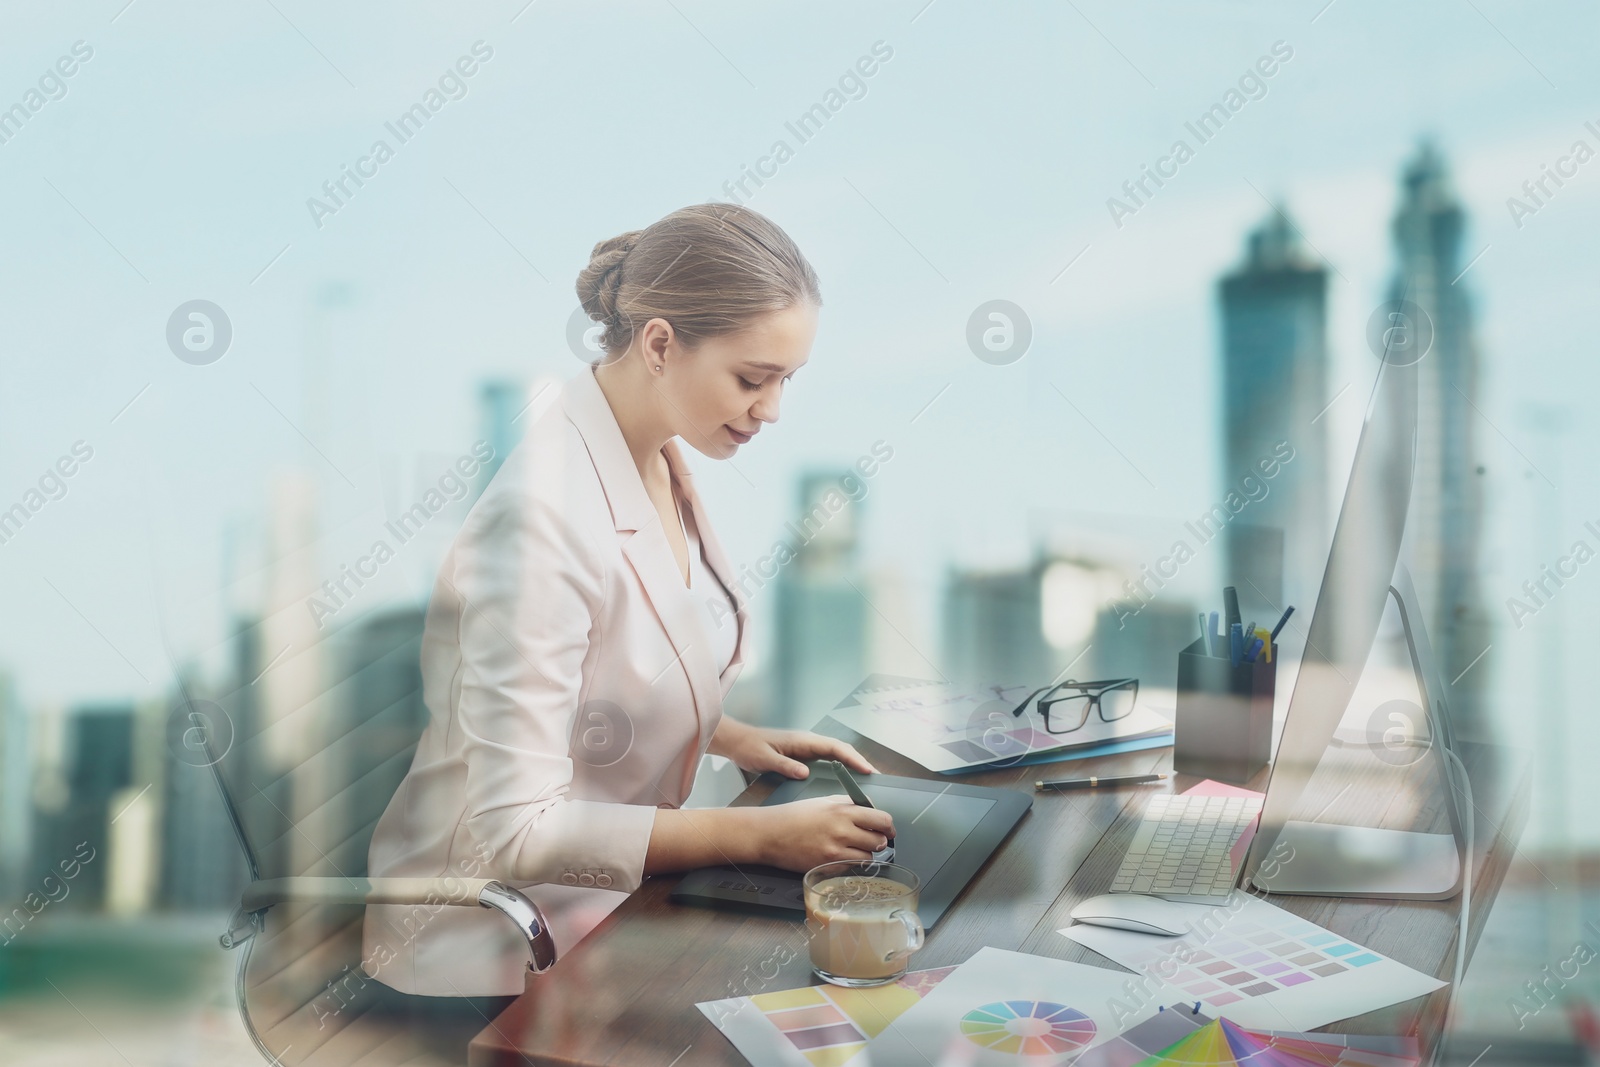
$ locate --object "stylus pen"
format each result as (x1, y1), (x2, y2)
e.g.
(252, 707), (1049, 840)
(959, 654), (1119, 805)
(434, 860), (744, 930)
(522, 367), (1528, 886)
(829, 761), (893, 849)
(1035, 773), (1167, 790)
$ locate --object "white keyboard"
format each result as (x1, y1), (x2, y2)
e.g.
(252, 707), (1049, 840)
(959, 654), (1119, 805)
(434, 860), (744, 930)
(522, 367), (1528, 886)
(1109, 793), (1263, 903)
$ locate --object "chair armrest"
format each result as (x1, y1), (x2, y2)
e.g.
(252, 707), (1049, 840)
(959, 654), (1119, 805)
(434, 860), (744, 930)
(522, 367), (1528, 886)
(234, 877), (557, 975)
(240, 876), (489, 911)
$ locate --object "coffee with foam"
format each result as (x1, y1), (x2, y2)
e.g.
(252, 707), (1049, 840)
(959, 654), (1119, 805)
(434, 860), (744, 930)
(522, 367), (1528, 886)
(805, 874), (919, 982)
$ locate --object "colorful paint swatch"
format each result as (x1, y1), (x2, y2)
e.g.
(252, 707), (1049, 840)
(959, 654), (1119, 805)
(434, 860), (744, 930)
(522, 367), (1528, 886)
(1128, 1017), (1423, 1067)
(1072, 1006), (1210, 1067)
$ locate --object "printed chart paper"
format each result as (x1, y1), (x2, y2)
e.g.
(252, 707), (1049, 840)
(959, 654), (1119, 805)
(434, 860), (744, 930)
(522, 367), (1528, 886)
(869, 947), (1178, 1065)
(1059, 894), (1446, 1031)
(1074, 1005), (1421, 1067)
(1143, 1016), (1421, 1067)
(828, 682), (1172, 773)
(1072, 1005), (1209, 1066)
(697, 966), (958, 1067)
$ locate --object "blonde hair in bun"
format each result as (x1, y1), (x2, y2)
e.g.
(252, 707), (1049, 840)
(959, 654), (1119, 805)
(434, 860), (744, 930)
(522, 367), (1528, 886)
(575, 203), (820, 358)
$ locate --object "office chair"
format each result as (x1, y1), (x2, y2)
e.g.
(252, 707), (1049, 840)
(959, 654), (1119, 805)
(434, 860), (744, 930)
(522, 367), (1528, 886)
(190, 608), (558, 1066)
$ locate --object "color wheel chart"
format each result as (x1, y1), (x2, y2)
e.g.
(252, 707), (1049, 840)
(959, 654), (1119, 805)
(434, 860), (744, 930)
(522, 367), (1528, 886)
(960, 1001), (1098, 1056)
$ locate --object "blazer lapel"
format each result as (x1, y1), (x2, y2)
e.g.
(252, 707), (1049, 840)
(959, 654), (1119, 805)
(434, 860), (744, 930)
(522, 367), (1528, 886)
(662, 439), (750, 696)
(560, 368), (740, 799)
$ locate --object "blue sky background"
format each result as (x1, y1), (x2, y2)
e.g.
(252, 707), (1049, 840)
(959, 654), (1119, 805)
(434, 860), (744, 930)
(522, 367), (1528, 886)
(2, 0), (1597, 845)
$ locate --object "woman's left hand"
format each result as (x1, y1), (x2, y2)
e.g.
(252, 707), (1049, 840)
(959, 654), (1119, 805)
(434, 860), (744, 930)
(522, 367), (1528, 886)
(710, 718), (879, 779)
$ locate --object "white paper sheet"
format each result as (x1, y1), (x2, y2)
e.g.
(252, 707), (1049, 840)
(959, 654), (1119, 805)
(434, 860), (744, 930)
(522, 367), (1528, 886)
(1058, 893), (1447, 1032)
(866, 947), (1177, 1066)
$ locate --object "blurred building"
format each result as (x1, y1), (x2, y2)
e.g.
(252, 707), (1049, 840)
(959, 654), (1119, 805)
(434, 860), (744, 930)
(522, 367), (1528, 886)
(30, 703), (135, 911)
(476, 374), (558, 497)
(159, 675), (249, 912)
(257, 472), (325, 880)
(771, 472), (869, 728)
(1218, 208), (1330, 612)
(321, 605), (428, 877)
(0, 672), (28, 900)
(1386, 142), (1494, 740)
(944, 561), (1050, 690)
(477, 378), (525, 493)
(944, 549), (1197, 696)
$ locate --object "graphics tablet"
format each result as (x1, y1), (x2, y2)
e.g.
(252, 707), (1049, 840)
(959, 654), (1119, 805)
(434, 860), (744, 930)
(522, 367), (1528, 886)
(667, 765), (1031, 928)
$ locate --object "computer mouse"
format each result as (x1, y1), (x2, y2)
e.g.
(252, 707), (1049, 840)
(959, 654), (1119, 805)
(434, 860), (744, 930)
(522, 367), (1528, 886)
(1069, 894), (1193, 937)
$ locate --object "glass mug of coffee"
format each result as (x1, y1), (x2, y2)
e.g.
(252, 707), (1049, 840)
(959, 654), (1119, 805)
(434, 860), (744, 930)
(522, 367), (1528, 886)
(803, 861), (925, 987)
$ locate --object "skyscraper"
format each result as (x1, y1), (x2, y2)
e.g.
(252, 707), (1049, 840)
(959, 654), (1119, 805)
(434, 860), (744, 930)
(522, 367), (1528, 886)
(323, 605), (428, 877)
(1218, 208), (1331, 612)
(771, 472), (868, 728)
(477, 379), (525, 493)
(1386, 142), (1492, 739)
(42, 704), (135, 910)
(943, 561), (1049, 691)
(159, 678), (249, 911)
(0, 672), (28, 900)
(476, 375), (557, 497)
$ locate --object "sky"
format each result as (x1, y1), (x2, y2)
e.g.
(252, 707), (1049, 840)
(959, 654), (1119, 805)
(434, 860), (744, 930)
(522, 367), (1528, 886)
(2, 0), (1598, 844)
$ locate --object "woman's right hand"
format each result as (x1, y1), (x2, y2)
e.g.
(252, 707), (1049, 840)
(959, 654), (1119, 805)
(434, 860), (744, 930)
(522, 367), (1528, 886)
(755, 795), (897, 871)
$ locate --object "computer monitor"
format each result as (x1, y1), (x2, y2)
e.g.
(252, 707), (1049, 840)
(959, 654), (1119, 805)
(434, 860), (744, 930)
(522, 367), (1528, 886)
(1240, 347), (1468, 900)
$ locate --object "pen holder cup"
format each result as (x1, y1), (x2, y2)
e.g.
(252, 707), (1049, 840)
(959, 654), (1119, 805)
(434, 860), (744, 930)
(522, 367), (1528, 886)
(1174, 636), (1275, 784)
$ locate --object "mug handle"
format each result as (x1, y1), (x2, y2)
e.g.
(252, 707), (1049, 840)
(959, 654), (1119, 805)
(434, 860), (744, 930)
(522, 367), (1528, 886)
(882, 907), (925, 962)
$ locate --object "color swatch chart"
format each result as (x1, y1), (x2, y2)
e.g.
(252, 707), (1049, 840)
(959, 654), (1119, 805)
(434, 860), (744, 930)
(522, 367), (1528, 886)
(1062, 895), (1446, 1032)
(1149, 910), (1380, 1008)
(1075, 1006), (1421, 1067)
(1146, 1017), (1422, 1066)
(697, 965), (956, 1067)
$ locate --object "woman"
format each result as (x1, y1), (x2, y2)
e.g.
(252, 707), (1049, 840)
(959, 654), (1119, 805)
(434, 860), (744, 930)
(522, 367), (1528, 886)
(363, 204), (897, 1004)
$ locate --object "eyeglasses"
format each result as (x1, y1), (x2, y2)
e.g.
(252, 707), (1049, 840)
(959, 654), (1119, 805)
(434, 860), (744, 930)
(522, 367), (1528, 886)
(1007, 678), (1139, 735)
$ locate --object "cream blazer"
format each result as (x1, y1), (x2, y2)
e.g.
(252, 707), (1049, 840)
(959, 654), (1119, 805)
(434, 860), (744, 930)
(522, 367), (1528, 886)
(362, 364), (750, 996)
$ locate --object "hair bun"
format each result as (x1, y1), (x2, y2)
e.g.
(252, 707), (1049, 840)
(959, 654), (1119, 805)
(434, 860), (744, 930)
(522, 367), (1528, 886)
(573, 204), (821, 362)
(577, 230), (643, 328)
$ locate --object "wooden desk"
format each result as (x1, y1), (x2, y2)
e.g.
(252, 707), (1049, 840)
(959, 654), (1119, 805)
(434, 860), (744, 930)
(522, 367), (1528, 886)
(472, 680), (1529, 1066)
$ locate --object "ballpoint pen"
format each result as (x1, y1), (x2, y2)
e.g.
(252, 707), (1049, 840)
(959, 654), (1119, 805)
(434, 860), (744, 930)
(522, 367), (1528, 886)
(1229, 622), (1244, 667)
(829, 761), (893, 854)
(1035, 773), (1167, 790)
(1269, 606), (1295, 640)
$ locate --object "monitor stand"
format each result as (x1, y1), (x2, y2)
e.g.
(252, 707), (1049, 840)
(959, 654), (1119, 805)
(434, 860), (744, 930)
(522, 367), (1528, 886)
(1250, 566), (1468, 900)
